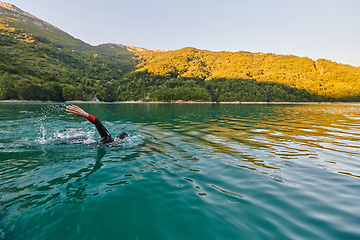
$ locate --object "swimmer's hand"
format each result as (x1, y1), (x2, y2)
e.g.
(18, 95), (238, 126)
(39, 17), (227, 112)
(66, 105), (89, 118)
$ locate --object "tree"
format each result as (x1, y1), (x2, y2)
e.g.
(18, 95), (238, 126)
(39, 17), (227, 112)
(62, 85), (76, 101)
(0, 73), (12, 100)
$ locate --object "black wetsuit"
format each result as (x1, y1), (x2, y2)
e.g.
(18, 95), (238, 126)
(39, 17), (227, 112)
(87, 114), (114, 144)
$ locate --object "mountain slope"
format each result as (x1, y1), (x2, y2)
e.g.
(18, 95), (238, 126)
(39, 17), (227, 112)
(0, 1), (89, 49)
(0, 2), (135, 101)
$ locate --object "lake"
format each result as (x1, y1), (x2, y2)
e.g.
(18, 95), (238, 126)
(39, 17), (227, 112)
(1, 102), (360, 240)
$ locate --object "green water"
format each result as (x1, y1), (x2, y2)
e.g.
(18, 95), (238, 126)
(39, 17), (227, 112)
(1, 103), (360, 240)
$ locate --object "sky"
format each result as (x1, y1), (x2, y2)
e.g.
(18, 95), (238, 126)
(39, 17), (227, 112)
(6, 0), (360, 66)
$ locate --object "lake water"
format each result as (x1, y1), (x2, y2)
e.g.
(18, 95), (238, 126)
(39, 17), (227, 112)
(0, 103), (360, 240)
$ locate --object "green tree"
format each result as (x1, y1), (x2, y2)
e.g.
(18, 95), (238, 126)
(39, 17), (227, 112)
(62, 85), (76, 101)
(0, 73), (12, 100)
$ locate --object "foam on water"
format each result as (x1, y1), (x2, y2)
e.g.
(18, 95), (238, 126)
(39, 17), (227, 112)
(35, 124), (146, 148)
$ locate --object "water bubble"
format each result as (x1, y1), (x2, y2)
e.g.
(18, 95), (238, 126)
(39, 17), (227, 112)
(225, 194), (243, 202)
(211, 185), (244, 202)
(281, 160), (296, 167)
(270, 174), (285, 182)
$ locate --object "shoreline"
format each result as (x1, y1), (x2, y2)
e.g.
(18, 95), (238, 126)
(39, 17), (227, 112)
(1, 100), (360, 105)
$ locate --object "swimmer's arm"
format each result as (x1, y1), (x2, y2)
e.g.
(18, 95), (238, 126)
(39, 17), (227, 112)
(66, 105), (96, 123)
(66, 105), (111, 139)
(66, 105), (89, 119)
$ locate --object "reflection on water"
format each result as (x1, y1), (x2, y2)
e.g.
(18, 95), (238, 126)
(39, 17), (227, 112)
(1, 103), (360, 239)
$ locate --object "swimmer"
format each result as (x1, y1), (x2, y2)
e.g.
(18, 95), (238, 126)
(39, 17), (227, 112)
(66, 105), (128, 144)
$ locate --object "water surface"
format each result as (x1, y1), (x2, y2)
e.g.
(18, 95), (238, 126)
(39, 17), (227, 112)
(1, 103), (360, 240)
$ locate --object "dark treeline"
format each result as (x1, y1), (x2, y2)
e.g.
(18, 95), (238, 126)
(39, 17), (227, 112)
(103, 71), (334, 102)
(1, 68), (332, 102)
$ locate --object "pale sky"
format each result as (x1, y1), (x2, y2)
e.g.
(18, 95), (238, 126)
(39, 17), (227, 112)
(6, 0), (360, 66)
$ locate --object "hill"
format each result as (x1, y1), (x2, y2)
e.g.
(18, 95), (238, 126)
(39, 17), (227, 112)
(133, 47), (360, 100)
(0, 2), (135, 101)
(105, 48), (360, 102)
(1, 2), (360, 102)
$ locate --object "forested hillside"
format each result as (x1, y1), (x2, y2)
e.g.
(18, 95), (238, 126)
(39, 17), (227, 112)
(1, 2), (359, 102)
(134, 48), (360, 101)
(0, 3), (134, 101)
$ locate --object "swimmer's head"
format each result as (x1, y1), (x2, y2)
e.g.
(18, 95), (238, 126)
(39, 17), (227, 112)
(114, 132), (128, 142)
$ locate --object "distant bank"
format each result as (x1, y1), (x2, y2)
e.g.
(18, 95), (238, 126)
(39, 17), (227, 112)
(1, 100), (360, 105)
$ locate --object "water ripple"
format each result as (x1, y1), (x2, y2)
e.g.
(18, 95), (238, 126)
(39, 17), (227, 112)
(1, 103), (360, 239)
